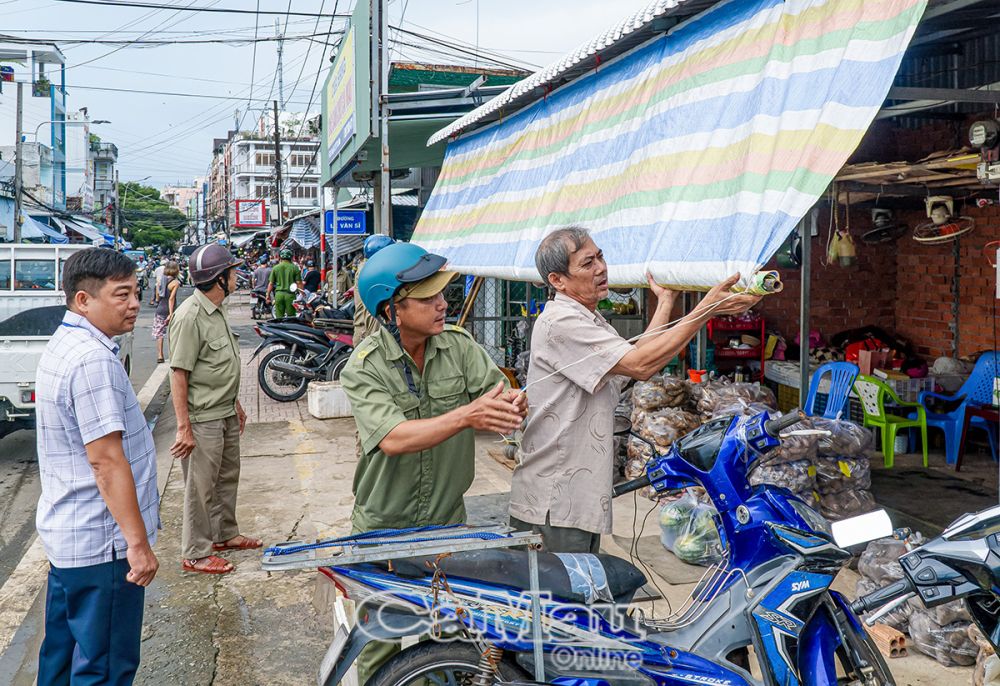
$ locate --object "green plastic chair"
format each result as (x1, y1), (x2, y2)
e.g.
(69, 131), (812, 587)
(853, 374), (928, 468)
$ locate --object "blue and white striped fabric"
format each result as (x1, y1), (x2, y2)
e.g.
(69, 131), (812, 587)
(414, 0), (927, 288)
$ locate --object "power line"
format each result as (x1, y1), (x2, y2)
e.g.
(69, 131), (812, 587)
(6, 79), (316, 103)
(0, 32), (339, 45)
(64, 0), (219, 70)
(52, 0), (347, 18)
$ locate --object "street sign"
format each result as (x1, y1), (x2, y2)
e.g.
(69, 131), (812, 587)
(324, 209), (366, 235)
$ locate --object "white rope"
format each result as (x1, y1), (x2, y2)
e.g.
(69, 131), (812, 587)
(497, 291), (747, 446)
(519, 291), (745, 393)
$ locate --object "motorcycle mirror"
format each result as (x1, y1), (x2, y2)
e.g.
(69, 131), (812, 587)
(831, 509), (892, 548)
(290, 283), (298, 293)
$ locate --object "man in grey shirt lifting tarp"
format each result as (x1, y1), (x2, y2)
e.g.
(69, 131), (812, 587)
(509, 226), (760, 553)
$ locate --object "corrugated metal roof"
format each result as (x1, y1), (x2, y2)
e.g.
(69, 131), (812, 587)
(428, 0), (717, 145)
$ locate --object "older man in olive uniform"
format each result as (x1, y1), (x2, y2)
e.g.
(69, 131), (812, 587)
(169, 243), (260, 575)
(341, 241), (526, 683)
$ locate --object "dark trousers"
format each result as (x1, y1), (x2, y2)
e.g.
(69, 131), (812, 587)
(509, 514), (601, 554)
(38, 557), (145, 686)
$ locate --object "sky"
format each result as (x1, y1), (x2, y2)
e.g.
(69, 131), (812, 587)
(0, 0), (652, 188)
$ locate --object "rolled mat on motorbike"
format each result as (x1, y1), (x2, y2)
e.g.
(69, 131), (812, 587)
(258, 408), (1000, 686)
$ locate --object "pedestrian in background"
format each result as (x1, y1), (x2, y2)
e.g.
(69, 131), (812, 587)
(152, 260), (180, 364)
(150, 259), (165, 306)
(267, 249), (300, 319)
(169, 243), (260, 574)
(302, 259), (321, 294)
(35, 248), (159, 685)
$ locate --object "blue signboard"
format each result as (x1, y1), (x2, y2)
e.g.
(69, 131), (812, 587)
(324, 209), (367, 235)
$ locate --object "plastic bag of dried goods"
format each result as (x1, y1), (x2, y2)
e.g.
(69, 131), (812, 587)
(749, 458), (816, 496)
(909, 610), (977, 667)
(811, 417), (875, 457)
(632, 378), (670, 410)
(858, 538), (908, 584)
(819, 488), (876, 521)
(659, 375), (690, 408)
(814, 456), (872, 495)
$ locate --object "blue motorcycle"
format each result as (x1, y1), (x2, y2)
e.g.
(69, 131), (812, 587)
(312, 410), (1000, 686)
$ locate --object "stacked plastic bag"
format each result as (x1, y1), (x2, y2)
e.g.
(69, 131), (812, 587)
(811, 418), (877, 521)
(658, 488), (725, 566)
(855, 533), (978, 667)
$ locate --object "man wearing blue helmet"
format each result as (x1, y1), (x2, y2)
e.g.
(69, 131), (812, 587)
(340, 240), (527, 683)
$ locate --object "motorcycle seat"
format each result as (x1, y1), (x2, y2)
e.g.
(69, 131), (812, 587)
(376, 549), (647, 605)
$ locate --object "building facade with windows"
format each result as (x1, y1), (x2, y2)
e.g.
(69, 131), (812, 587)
(0, 37), (67, 210)
(206, 112), (320, 233)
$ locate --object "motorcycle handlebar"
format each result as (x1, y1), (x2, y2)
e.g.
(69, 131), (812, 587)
(613, 474), (652, 497)
(764, 410), (806, 437)
(849, 578), (915, 615)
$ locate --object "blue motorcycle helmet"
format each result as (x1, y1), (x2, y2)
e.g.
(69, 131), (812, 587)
(363, 234), (395, 260)
(357, 242), (454, 319)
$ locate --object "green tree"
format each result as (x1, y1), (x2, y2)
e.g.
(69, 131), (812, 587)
(118, 183), (187, 250)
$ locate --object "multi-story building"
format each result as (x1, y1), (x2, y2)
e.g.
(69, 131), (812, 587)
(207, 113), (320, 232)
(91, 139), (117, 224)
(64, 109), (93, 213)
(0, 36), (67, 210)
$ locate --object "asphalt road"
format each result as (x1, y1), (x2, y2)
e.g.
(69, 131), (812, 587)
(0, 298), (167, 595)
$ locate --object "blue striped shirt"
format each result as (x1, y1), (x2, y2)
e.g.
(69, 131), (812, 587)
(34, 311), (159, 568)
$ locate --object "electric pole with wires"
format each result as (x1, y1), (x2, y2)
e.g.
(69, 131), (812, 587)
(13, 82), (23, 243)
(272, 99), (283, 226)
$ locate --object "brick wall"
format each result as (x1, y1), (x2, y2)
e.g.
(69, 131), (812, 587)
(756, 202), (999, 360)
(753, 113), (1000, 361)
(756, 205), (898, 348)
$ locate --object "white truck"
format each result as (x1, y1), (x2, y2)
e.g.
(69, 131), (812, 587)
(0, 244), (133, 440)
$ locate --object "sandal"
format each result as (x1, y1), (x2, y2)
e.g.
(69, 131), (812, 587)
(212, 535), (263, 551)
(157, 357), (165, 364)
(182, 555), (234, 574)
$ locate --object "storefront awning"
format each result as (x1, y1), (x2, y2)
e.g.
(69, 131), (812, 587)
(25, 216), (68, 243)
(56, 217), (107, 244)
(414, 0), (927, 288)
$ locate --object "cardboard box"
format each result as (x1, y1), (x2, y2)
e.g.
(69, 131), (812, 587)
(858, 349), (891, 376)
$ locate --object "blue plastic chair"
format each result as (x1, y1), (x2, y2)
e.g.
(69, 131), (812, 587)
(915, 352), (999, 465)
(804, 361), (860, 419)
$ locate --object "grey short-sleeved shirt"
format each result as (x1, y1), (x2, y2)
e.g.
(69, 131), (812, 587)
(509, 294), (634, 535)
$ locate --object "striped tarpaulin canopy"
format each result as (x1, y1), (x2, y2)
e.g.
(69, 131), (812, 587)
(412, 0), (927, 288)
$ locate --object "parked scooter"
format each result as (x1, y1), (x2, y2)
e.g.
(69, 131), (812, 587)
(250, 288), (270, 320)
(250, 319), (353, 402)
(315, 410), (910, 686)
(235, 267), (252, 291)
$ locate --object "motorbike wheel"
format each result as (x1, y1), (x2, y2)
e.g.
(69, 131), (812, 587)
(369, 641), (527, 686)
(258, 347), (309, 402)
(323, 351), (351, 382)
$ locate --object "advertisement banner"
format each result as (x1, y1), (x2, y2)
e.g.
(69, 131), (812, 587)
(326, 27), (357, 162)
(235, 199), (267, 227)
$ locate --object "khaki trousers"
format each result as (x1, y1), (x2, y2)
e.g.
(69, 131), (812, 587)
(181, 415), (241, 560)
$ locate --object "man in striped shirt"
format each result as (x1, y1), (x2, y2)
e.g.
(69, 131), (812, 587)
(35, 248), (159, 685)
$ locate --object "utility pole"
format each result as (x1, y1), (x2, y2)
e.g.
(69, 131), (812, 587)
(276, 19), (285, 108)
(378, 0), (391, 237)
(272, 99), (283, 226)
(113, 169), (120, 244)
(13, 82), (23, 243)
